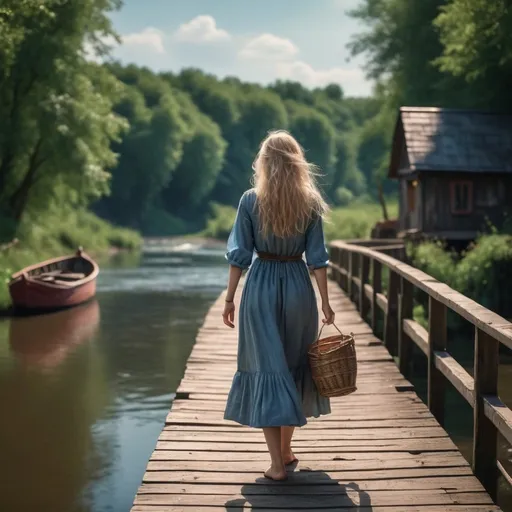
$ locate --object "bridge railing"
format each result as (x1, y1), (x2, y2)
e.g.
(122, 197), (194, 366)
(329, 240), (512, 500)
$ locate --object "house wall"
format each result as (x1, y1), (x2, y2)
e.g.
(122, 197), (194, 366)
(422, 173), (512, 235)
(399, 177), (422, 231)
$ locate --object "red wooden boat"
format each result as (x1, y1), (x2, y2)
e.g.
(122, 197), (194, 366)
(9, 248), (99, 311)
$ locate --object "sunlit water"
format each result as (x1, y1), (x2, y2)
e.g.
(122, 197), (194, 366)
(0, 245), (226, 512)
(1, 245), (511, 511)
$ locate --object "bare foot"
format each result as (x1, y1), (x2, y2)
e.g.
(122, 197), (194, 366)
(282, 450), (298, 466)
(264, 464), (287, 481)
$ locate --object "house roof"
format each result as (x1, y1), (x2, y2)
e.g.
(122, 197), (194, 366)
(388, 107), (512, 178)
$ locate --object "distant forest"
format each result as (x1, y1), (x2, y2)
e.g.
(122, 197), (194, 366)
(93, 65), (383, 234)
(1, 0), (511, 237)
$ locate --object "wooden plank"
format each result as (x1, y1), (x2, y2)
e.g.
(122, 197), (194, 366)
(434, 351), (474, 405)
(146, 455), (468, 473)
(403, 318), (428, 355)
(133, 492), (494, 507)
(133, 506), (500, 512)
(139, 476), (483, 492)
(149, 449), (464, 462)
(155, 438), (458, 452)
(484, 395), (512, 446)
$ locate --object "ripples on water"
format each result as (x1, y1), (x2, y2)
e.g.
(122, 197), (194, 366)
(0, 243), (226, 512)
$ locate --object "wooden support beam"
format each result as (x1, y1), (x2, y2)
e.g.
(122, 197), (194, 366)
(371, 259), (382, 333)
(398, 277), (414, 378)
(428, 297), (447, 426)
(384, 271), (399, 357)
(473, 328), (499, 500)
(359, 255), (370, 320)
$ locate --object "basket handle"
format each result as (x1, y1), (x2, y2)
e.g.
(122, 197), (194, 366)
(317, 322), (343, 341)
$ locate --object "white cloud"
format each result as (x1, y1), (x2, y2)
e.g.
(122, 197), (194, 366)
(239, 34), (298, 61)
(175, 15), (230, 43)
(276, 60), (366, 89)
(122, 27), (165, 54)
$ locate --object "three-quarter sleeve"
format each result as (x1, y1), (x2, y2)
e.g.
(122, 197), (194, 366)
(305, 215), (329, 269)
(226, 193), (255, 270)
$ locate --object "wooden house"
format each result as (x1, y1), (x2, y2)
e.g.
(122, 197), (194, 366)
(389, 107), (512, 241)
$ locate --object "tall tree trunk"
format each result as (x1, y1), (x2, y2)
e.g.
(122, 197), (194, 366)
(377, 179), (389, 221)
(9, 138), (44, 222)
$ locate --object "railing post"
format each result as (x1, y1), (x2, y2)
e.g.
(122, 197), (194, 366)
(473, 328), (499, 500)
(428, 297), (447, 426)
(384, 271), (399, 357)
(351, 252), (360, 304)
(371, 260), (382, 333)
(342, 249), (348, 291)
(348, 251), (354, 299)
(398, 277), (414, 378)
(359, 255), (370, 319)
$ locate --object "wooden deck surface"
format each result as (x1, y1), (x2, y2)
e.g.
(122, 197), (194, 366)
(131, 280), (500, 511)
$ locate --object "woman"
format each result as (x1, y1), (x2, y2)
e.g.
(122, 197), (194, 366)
(222, 130), (334, 481)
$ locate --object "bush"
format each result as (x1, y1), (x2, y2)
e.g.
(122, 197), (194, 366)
(455, 234), (512, 317)
(409, 241), (457, 285)
(409, 234), (512, 324)
(202, 203), (237, 240)
(325, 198), (398, 241)
(335, 187), (354, 206)
(140, 206), (188, 237)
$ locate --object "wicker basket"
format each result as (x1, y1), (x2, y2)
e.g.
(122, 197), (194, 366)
(308, 324), (357, 398)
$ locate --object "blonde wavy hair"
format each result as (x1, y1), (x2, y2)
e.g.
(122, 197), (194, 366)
(253, 130), (328, 238)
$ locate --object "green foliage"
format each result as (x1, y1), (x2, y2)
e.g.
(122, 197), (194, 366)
(410, 235), (512, 320)
(201, 203), (237, 240)
(324, 198), (398, 241)
(409, 241), (457, 285)
(335, 187), (355, 207)
(0, 0), (125, 223)
(455, 235), (512, 316)
(435, 0), (512, 110)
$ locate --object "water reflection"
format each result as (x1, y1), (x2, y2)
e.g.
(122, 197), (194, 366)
(9, 300), (100, 371)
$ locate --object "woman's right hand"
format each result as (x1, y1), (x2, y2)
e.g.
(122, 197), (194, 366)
(322, 303), (335, 325)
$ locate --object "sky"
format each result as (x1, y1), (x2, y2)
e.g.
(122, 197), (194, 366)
(107, 0), (373, 97)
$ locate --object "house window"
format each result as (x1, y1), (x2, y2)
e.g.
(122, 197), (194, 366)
(450, 181), (473, 215)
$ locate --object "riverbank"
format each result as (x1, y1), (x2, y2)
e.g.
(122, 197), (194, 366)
(201, 198), (399, 241)
(0, 209), (142, 311)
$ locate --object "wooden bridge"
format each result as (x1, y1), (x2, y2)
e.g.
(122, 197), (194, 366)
(130, 240), (512, 511)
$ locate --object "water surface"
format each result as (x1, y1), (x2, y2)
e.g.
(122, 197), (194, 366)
(0, 244), (226, 512)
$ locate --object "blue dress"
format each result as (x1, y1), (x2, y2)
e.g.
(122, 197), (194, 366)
(224, 189), (331, 428)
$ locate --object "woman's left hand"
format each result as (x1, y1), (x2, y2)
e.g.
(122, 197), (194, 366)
(223, 301), (235, 328)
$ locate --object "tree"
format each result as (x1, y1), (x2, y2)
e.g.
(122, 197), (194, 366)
(0, 0), (125, 224)
(162, 91), (227, 214)
(104, 79), (188, 227)
(287, 101), (337, 193)
(435, 0), (512, 110)
(348, 0), (465, 108)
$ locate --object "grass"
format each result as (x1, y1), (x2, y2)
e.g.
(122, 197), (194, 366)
(324, 198), (398, 241)
(202, 197), (399, 242)
(0, 208), (142, 310)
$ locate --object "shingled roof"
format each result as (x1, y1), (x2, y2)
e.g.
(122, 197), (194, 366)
(388, 107), (512, 178)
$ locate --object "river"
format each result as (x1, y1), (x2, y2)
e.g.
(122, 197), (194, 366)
(0, 243), (511, 511)
(0, 243), (227, 512)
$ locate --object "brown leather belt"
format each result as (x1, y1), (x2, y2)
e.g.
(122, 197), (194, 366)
(257, 252), (303, 262)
